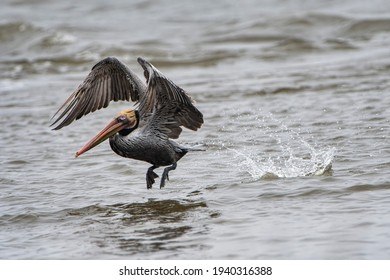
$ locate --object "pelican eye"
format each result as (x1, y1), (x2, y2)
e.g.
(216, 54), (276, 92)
(116, 115), (128, 123)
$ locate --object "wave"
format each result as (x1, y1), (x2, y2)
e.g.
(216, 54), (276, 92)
(0, 199), (209, 227)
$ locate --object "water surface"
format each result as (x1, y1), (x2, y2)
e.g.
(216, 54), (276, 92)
(1, 0), (390, 259)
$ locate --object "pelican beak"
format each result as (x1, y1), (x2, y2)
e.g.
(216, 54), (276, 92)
(75, 109), (138, 157)
(75, 118), (128, 158)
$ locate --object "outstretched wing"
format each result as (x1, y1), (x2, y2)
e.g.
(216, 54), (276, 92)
(137, 57), (203, 139)
(50, 57), (146, 130)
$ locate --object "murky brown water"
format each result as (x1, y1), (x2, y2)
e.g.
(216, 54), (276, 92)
(1, 0), (390, 259)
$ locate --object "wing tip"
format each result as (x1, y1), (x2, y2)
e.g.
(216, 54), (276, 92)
(49, 120), (64, 130)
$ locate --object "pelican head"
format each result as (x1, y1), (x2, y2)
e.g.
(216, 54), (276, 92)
(75, 109), (139, 157)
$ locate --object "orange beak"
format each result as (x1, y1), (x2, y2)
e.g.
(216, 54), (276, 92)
(75, 118), (128, 157)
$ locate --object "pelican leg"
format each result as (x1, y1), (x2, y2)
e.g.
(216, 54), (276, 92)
(160, 162), (177, 189)
(146, 165), (159, 189)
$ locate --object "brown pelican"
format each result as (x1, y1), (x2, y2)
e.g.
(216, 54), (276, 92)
(51, 57), (204, 189)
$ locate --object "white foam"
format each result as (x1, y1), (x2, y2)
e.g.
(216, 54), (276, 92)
(227, 111), (336, 180)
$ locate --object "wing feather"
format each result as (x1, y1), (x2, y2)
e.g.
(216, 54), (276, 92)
(51, 57), (146, 130)
(137, 57), (203, 139)
(51, 56), (203, 139)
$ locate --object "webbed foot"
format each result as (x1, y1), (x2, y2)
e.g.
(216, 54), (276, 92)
(146, 165), (159, 189)
(160, 163), (177, 189)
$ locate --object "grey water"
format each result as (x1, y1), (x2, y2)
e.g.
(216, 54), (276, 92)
(1, 0), (390, 259)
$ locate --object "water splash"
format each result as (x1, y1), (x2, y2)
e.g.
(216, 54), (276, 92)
(230, 146), (335, 180)
(226, 111), (335, 180)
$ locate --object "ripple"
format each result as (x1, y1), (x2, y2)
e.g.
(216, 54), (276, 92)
(345, 183), (390, 193)
(65, 199), (208, 224)
(0, 213), (40, 225)
(342, 18), (390, 38)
